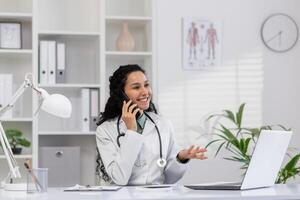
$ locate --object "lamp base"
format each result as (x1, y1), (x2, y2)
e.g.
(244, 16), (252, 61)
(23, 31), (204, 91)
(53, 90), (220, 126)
(3, 183), (27, 191)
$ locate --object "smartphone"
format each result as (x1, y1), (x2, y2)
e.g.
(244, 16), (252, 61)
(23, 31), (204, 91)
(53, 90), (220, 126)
(121, 91), (141, 119)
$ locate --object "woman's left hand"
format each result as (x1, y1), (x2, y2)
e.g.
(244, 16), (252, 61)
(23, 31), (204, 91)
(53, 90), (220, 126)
(178, 145), (207, 161)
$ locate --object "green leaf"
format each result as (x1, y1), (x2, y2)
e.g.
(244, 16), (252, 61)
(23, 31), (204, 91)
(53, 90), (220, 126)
(206, 114), (224, 121)
(226, 147), (244, 158)
(224, 110), (236, 124)
(220, 125), (240, 149)
(261, 125), (272, 130)
(5, 129), (22, 138)
(283, 154), (300, 171)
(205, 139), (222, 148)
(224, 156), (248, 163)
(3, 129), (31, 148)
(243, 128), (260, 138)
(214, 142), (226, 157)
(243, 138), (251, 154)
(239, 138), (245, 154)
(236, 103), (245, 128)
(213, 133), (228, 141)
(276, 124), (291, 131)
(238, 137), (251, 156)
(276, 154), (300, 183)
(224, 157), (242, 162)
(17, 138), (31, 147)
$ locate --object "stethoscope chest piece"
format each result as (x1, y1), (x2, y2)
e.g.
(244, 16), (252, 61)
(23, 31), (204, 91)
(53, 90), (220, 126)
(157, 158), (167, 168)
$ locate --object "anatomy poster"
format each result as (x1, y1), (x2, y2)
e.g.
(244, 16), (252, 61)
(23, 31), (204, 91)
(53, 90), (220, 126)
(183, 18), (222, 70)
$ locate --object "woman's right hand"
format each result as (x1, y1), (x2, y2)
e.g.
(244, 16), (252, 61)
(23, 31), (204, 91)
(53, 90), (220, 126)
(121, 100), (140, 131)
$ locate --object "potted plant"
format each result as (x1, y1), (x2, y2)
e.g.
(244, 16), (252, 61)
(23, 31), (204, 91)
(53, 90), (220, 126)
(205, 103), (300, 183)
(1, 128), (31, 155)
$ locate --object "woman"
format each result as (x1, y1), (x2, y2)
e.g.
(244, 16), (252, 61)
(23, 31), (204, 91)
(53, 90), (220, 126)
(96, 64), (207, 186)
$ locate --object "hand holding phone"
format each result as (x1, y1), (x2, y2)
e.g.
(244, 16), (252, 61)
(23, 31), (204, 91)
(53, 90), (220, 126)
(121, 92), (140, 131)
(121, 91), (141, 119)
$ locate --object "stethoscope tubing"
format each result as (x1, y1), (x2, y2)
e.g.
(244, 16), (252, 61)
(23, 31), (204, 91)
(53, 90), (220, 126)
(116, 112), (166, 168)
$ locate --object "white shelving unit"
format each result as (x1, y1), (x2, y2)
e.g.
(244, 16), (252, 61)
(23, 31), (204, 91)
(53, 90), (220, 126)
(0, 0), (34, 182)
(0, 0), (156, 186)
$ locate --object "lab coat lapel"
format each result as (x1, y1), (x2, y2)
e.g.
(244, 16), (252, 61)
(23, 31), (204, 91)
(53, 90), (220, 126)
(143, 112), (159, 135)
(118, 112), (159, 135)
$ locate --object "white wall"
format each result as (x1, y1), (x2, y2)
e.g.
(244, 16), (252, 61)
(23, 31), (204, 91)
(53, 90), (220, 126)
(156, 0), (300, 183)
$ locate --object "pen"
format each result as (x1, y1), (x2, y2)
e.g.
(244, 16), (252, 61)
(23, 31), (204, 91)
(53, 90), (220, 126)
(24, 162), (44, 192)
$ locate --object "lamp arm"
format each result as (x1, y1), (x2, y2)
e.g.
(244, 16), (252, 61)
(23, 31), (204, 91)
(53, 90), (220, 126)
(0, 73), (39, 185)
(0, 73), (40, 117)
(0, 121), (20, 179)
(0, 81), (28, 117)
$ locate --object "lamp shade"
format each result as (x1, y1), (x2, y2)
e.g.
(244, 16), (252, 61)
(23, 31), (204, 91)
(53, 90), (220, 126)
(40, 91), (72, 118)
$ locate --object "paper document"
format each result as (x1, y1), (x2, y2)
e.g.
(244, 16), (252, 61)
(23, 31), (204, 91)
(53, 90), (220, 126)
(64, 184), (121, 192)
(142, 184), (173, 188)
(135, 184), (174, 191)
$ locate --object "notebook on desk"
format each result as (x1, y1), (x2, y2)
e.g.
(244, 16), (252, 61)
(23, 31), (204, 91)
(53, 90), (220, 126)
(185, 130), (292, 190)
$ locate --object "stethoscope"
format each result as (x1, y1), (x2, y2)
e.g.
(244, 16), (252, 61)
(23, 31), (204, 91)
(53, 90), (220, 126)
(116, 112), (167, 168)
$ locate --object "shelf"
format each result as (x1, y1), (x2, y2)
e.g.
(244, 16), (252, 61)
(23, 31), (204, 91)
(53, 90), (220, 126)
(0, 12), (32, 22)
(1, 118), (33, 122)
(38, 30), (100, 37)
(0, 49), (32, 55)
(106, 51), (152, 56)
(106, 15), (152, 23)
(0, 154), (32, 159)
(39, 131), (96, 136)
(38, 84), (101, 88)
(106, 17), (151, 28)
(106, 15), (152, 20)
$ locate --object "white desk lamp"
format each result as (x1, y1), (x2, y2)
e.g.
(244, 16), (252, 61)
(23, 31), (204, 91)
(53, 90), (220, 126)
(0, 73), (72, 191)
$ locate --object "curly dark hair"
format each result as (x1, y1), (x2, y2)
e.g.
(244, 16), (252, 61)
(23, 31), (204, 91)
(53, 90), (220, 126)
(97, 64), (157, 125)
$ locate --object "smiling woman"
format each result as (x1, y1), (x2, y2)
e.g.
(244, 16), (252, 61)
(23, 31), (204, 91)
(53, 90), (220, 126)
(95, 64), (208, 186)
(124, 71), (151, 111)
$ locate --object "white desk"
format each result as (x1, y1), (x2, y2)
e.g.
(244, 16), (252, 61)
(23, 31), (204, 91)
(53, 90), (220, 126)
(1, 184), (300, 200)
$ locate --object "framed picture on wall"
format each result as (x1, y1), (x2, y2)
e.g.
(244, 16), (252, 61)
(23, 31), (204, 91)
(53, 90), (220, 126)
(0, 22), (22, 49)
(182, 18), (222, 70)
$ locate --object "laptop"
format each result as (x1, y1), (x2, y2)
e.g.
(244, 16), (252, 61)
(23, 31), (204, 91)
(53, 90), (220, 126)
(185, 130), (292, 190)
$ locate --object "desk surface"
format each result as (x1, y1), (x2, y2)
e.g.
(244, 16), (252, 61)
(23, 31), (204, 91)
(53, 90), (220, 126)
(1, 184), (300, 200)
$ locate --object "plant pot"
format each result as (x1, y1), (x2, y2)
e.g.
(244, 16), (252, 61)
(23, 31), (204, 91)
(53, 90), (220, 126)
(12, 147), (22, 155)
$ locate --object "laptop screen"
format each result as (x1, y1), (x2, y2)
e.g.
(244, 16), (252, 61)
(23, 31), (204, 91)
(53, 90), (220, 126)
(240, 130), (292, 190)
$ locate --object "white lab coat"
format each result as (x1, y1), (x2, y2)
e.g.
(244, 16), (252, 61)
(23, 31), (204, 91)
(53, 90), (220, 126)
(96, 112), (187, 186)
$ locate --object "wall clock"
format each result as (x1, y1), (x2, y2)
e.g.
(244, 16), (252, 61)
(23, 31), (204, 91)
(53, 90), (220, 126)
(261, 13), (299, 53)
